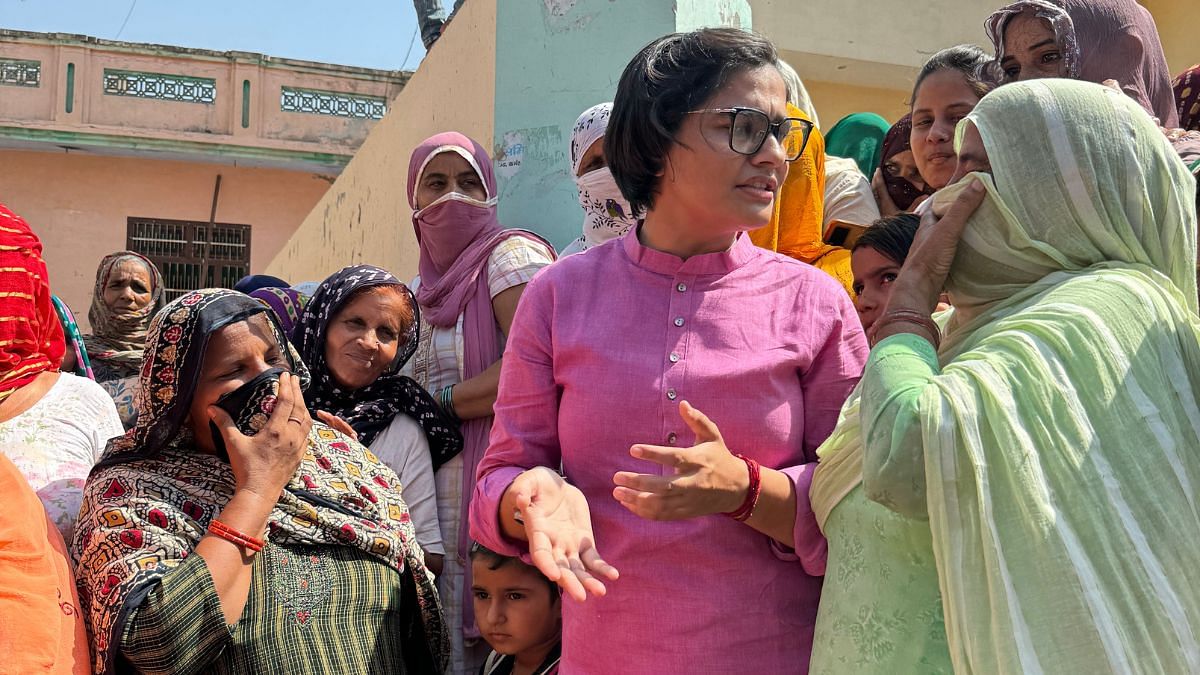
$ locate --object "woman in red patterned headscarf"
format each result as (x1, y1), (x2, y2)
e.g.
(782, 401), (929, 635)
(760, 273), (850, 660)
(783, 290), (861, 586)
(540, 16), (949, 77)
(0, 203), (123, 540)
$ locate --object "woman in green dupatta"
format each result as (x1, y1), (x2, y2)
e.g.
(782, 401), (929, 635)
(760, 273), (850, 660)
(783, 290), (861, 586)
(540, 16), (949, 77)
(823, 112), (891, 178)
(811, 78), (1200, 674)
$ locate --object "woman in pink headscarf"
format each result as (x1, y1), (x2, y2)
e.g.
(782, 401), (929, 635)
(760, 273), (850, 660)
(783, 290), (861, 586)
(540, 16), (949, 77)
(403, 131), (556, 674)
(984, 0), (1179, 126)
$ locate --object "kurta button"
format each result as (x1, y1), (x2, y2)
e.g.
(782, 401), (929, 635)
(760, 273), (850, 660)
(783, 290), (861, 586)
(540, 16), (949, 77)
(666, 388), (677, 400)
(669, 352), (680, 363)
(674, 317), (685, 327)
(676, 282), (687, 292)
(667, 433), (678, 445)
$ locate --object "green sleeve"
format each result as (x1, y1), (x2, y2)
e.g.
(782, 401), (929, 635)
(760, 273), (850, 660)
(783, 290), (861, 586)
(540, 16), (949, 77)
(120, 553), (234, 675)
(860, 332), (940, 518)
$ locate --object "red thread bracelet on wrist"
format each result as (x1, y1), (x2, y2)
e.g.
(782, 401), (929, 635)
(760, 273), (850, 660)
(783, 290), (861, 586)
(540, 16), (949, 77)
(208, 519), (265, 553)
(723, 454), (762, 522)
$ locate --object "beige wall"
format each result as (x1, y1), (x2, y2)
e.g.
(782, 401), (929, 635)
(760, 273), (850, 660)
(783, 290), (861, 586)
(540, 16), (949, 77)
(0, 149), (331, 329)
(1140, 0), (1200, 75)
(773, 0), (1199, 130)
(264, 0), (497, 284)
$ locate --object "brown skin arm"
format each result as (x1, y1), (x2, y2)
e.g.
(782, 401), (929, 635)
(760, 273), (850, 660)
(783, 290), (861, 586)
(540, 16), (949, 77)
(446, 283), (527, 421)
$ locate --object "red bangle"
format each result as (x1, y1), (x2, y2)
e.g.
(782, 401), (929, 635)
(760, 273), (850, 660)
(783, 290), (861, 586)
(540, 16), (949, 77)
(208, 519), (265, 553)
(723, 454), (762, 522)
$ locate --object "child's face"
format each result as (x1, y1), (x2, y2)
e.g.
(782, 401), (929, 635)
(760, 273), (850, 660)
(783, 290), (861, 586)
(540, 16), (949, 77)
(472, 558), (561, 658)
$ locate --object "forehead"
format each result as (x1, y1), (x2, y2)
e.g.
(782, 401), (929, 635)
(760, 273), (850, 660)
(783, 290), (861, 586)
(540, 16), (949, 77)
(206, 313), (277, 357)
(703, 65), (787, 115)
(109, 257), (150, 279)
(913, 69), (977, 110)
(421, 150), (481, 179)
(1004, 11), (1057, 46)
(471, 559), (546, 587)
(851, 246), (900, 273)
(337, 286), (406, 318)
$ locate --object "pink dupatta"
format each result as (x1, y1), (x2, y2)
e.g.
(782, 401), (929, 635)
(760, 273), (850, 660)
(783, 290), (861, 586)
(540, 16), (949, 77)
(407, 132), (554, 638)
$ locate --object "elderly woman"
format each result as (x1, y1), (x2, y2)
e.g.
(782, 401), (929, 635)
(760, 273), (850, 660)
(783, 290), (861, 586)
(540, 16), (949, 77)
(403, 131), (556, 671)
(561, 102), (639, 256)
(815, 79), (1200, 673)
(985, 0), (1177, 125)
(0, 204), (122, 543)
(470, 28), (868, 673)
(72, 288), (445, 675)
(84, 251), (163, 428)
(291, 265), (463, 576)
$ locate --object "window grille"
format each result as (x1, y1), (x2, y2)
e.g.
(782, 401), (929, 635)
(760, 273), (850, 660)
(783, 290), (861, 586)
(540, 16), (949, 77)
(103, 69), (216, 104)
(280, 86), (386, 120)
(126, 217), (251, 303)
(0, 59), (40, 87)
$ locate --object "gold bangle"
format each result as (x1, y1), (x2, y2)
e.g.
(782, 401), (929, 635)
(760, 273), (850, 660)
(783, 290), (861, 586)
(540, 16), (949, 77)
(870, 309), (940, 349)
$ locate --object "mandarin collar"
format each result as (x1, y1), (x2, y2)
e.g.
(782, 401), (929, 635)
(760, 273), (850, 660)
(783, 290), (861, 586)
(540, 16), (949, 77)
(620, 224), (757, 276)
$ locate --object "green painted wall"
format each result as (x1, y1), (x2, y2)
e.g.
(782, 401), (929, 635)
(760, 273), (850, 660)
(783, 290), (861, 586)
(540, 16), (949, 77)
(491, 0), (752, 250)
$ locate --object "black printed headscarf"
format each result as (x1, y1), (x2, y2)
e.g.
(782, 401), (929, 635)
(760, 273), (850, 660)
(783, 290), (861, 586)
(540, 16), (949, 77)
(291, 265), (463, 467)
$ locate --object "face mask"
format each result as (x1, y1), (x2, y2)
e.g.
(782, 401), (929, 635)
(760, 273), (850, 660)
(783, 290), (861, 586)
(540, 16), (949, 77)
(209, 367), (285, 462)
(413, 192), (499, 268)
(575, 167), (638, 249)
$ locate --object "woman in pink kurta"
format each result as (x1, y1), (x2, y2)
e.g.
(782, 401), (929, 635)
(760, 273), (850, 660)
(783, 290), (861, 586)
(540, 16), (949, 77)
(470, 28), (868, 674)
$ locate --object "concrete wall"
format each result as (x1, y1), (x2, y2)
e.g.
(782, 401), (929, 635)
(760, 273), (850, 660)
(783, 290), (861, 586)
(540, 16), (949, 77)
(0, 149), (330, 330)
(491, 0), (738, 250)
(0, 31), (406, 162)
(264, 0), (497, 284)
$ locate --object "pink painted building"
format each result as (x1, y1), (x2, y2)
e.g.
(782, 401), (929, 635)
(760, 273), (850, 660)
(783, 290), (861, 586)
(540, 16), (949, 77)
(0, 29), (409, 327)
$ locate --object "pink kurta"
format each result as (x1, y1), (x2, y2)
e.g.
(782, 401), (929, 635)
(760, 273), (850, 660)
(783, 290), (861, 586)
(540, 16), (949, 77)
(471, 229), (868, 674)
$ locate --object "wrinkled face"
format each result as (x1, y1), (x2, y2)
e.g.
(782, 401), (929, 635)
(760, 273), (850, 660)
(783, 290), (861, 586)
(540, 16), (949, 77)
(324, 286), (409, 391)
(102, 258), (154, 315)
(852, 246), (902, 334)
(948, 124), (992, 185)
(882, 149), (926, 193)
(911, 69), (981, 190)
(653, 65), (790, 238)
(472, 558), (561, 659)
(1000, 11), (1065, 82)
(187, 314), (289, 454)
(414, 151), (488, 209)
(576, 138), (606, 178)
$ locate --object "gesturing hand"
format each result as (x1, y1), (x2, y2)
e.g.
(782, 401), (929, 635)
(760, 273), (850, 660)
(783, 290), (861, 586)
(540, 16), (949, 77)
(612, 401), (749, 521)
(210, 371), (312, 502)
(508, 466), (619, 602)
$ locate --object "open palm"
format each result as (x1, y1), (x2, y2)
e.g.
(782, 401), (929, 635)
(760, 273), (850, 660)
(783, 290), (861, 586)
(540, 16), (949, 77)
(509, 466), (619, 602)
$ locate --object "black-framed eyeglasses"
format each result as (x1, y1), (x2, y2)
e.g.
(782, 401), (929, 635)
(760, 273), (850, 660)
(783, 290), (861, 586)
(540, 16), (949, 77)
(686, 107), (814, 161)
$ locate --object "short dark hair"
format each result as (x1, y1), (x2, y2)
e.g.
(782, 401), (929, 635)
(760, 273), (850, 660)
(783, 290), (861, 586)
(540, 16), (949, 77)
(910, 44), (995, 105)
(606, 27), (780, 214)
(853, 213), (922, 265)
(469, 542), (559, 601)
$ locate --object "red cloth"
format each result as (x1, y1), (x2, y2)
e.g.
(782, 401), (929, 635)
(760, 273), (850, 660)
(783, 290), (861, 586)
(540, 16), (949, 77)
(0, 204), (64, 398)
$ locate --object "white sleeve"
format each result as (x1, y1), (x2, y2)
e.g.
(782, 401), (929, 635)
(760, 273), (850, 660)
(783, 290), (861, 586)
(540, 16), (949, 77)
(369, 416), (445, 555)
(76, 377), (125, 462)
(823, 160), (882, 228)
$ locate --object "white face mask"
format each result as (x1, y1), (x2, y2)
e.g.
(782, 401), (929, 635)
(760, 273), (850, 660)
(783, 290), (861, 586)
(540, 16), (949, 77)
(574, 167), (638, 249)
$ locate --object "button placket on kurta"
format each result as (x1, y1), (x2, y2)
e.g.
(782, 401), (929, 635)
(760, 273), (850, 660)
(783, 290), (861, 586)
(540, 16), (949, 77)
(661, 271), (695, 461)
